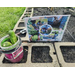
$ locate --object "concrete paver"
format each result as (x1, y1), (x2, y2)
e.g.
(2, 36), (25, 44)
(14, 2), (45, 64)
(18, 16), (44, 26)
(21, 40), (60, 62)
(0, 43), (59, 67)
(55, 42), (75, 67)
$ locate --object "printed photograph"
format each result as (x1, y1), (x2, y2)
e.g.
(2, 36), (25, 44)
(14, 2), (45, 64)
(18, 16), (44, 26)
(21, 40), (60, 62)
(25, 15), (70, 41)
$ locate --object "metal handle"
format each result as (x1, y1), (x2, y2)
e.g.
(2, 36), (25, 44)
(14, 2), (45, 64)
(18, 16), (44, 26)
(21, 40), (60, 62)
(16, 29), (27, 35)
(20, 29), (27, 34)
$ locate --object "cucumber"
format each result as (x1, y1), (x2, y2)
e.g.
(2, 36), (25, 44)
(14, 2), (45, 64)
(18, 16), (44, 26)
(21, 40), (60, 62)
(2, 41), (12, 47)
(9, 30), (17, 44)
(1, 37), (10, 47)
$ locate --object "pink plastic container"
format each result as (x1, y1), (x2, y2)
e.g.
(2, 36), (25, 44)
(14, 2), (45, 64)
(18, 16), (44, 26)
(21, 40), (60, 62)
(0, 35), (24, 63)
(5, 45), (23, 63)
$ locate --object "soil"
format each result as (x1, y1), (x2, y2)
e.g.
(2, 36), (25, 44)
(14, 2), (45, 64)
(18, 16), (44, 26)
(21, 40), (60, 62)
(2, 46), (28, 63)
(60, 46), (75, 63)
(62, 16), (75, 42)
(18, 22), (25, 27)
(33, 7), (66, 16)
(31, 46), (53, 63)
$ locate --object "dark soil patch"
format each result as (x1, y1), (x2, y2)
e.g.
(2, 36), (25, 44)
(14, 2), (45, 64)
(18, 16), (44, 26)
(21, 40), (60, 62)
(31, 46), (53, 63)
(18, 22), (25, 27)
(2, 46), (28, 63)
(62, 16), (75, 42)
(33, 7), (65, 16)
(62, 30), (74, 42)
(60, 46), (75, 63)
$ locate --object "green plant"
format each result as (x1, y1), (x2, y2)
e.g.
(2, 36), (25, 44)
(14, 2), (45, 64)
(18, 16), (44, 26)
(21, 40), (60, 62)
(32, 35), (38, 41)
(2, 41), (12, 47)
(9, 30), (17, 44)
(0, 7), (26, 38)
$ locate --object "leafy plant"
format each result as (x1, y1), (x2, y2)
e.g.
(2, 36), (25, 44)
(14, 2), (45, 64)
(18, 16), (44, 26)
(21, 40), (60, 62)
(0, 7), (26, 38)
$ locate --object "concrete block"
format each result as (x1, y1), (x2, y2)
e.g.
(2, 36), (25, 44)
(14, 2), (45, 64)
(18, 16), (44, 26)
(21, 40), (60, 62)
(0, 43), (59, 67)
(55, 42), (75, 67)
(13, 7), (34, 41)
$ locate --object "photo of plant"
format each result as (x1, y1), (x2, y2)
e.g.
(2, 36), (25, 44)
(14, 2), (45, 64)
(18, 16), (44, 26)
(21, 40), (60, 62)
(25, 15), (70, 41)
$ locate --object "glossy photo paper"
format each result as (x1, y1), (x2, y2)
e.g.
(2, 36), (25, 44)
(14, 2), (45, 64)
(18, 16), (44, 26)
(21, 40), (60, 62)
(24, 15), (70, 41)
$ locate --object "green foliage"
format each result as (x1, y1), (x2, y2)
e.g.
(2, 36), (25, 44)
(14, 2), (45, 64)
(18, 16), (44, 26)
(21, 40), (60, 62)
(0, 7), (26, 38)
(32, 35), (38, 41)
(29, 30), (38, 35)
(9, 30), (17, 44)
(2, 41), (12, 47)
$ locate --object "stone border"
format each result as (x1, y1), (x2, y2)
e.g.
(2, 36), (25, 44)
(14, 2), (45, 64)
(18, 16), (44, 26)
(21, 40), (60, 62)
(0, 43), (59, 67)
(55, 42), (75, 67)
(13, 7), (34, 41)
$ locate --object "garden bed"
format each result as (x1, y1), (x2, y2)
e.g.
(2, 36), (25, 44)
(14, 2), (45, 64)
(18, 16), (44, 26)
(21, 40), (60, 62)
(60, 46), (75, 63)
(3, 46), (53, 63)
(31, 46), (53, 63)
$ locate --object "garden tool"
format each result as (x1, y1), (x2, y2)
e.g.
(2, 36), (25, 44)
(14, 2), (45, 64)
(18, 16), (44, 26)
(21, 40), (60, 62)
(16, 28), (27, 35)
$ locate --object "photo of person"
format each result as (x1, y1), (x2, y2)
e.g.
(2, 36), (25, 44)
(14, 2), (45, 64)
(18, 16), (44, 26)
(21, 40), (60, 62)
(37, 21), (44, 25)
(40, 25), (52, 35)
(46, 16), (68, 30)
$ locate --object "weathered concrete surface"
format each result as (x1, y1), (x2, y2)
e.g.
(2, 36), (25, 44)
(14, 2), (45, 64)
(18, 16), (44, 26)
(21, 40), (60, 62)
(13, 7), (34, 42)
(0, 43), (59, 67)
(55, 42), (75, 67)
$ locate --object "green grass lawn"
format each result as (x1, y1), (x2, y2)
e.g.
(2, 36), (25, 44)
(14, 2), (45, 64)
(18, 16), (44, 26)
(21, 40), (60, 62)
(0, 7), (26, 38)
